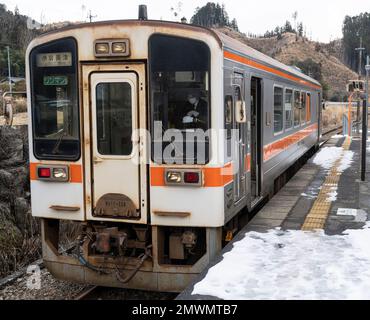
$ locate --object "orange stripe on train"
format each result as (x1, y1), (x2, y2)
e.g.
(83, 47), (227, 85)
(29, 163), (83, 183)
(263, 123), (318, 162)
(150, 164), (234, 188)
(224, 51), (321, 90)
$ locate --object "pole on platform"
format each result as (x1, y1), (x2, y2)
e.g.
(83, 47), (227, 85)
(348, 93), (352, 136)
(6, 46), (12, 94)
(361, 56), (370, 181)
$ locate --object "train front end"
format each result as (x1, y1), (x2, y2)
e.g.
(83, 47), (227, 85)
(26, 21), (226, 292)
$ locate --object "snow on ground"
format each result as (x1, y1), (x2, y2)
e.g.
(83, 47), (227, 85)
(301, 186), (321, 200)
(337, 150), (354, 172)
(310, 146), (354, 202)
(192, 223), (370, 300)
(312, 146), (354, 173)
(327, 189), (338, 202)
(312, 147), (343, 170)
(192, 145), (359, 300)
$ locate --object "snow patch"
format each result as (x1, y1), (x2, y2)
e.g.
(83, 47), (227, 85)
(313, 147), (343, 170)
(338, 150), (354, 172)
(327, 190), (338, 202)
(312, 147), (353, 173)
(192, 223), (370, 300)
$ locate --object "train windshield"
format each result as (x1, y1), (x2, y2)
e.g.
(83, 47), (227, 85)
(149, 34), (210, 164)
(30, 38), (80, 160)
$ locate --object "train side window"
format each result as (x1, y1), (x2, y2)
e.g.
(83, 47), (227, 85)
(301, 92), (306, 125)
(285, 89), (293, 130)
(273, 86), (283, 134)
(294, 90), (301, 127)
(306, 93), (311, 122)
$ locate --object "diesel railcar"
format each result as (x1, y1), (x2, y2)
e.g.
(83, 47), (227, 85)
(26, 13), (321, 292)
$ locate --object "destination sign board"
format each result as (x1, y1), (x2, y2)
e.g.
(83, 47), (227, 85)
(36, 52), (72, 67)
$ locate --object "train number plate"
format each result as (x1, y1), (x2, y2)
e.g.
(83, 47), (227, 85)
(94, 193), (140, 219)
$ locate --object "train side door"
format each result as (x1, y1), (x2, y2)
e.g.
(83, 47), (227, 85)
(250, 77), (262, 204)
(232, 73), (247, 204)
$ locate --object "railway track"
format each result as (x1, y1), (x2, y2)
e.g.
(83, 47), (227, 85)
(74, 285), (178, 300)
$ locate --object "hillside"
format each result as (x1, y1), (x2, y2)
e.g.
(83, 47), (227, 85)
(218, 27), (358, 101)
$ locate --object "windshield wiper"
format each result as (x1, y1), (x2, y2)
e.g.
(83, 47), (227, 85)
(52, 128), (67, 155)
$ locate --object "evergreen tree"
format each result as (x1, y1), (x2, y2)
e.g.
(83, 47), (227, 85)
(297, 23), (303, 37)
(230, 18), (239, 31)
(342, 13), (370, 73)
(190, 2), (239, 30)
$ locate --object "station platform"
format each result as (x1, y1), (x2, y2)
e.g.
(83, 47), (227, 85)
(178, 133), (370, 300)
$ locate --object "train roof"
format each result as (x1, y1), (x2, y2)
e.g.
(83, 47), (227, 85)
(213, 30), (322, 88)
(37, 19), (321, 89)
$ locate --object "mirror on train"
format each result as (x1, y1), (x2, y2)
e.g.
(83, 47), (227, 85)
(235, 100), (247, 123)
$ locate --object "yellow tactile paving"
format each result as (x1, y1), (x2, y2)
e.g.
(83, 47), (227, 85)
(301, 137), (351, 231)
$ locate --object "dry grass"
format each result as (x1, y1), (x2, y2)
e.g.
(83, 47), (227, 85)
(0, 220), (82, 278)
(59, 221), (83, 252)
(0, 236), (41, 277)
(322, 103), (359, 130)
(13, 98), (27, 113)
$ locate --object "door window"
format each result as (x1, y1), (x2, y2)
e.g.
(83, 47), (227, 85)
(96, 82), (133, 156)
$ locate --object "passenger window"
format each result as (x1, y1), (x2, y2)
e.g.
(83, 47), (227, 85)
(273, 87), (283, 134)
(301, 93), (306, 124)
(285, 89), (293, 130)
(96, 82), (133, 156)
(294, 91), (301, 127)
(306, 93), (311, 122)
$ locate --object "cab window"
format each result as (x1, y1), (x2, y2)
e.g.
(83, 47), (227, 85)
(30, 38), (80, 160)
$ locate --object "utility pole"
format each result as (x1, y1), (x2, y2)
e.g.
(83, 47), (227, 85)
(6, 46), (12, 94)
(87, 10), (97, 23)
(355, 37), (365, 79)
(361, 55), (370, 181)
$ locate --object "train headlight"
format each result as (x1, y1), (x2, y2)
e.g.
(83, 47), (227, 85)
(112, 42), (126, 54)
(53, 168), (68, 180)
(166, 171), (182, 184)
(95, 42), (109, 55)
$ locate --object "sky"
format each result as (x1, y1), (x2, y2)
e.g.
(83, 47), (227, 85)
(2, 0), (370, 43)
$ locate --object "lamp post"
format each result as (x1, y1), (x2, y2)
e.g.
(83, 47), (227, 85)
(361, 56), (370, 181)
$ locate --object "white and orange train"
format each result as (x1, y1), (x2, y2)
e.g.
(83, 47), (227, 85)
(26, 10), (322, 292)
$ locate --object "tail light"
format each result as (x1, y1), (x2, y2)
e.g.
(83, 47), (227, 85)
(184, 172), (200, 184)
(38, 167), (51, 178)
(164, 169), (202, 187)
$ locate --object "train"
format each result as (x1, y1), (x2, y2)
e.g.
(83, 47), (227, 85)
(26, 7), (322, 292)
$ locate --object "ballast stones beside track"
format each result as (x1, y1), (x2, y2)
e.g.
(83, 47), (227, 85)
(0, 268), (90, 300)
(178, 133), (370, 300)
